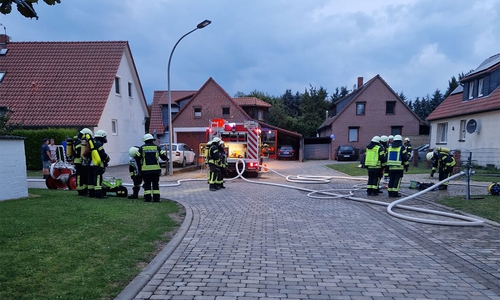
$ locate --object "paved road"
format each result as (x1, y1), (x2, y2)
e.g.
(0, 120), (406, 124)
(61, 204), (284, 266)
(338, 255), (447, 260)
(29, 160), (500, 299)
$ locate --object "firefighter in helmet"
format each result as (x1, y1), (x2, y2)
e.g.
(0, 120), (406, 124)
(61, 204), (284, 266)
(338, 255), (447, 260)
(386, 135), (409, 197)
(74, 128), (92, 196)
(207, 137), (223, 191)
(426, 147), (456, 190)
(364, 136), (386, 196)
(128, 146), (143, 199)
(134, 134), (168, 202)
(89, 129), (110, 198)
(404, 137), (413, 161)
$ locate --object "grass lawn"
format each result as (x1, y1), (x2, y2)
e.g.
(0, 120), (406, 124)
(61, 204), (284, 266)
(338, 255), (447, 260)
(0, 189), (183, 300)
(326, 162), (500, 224)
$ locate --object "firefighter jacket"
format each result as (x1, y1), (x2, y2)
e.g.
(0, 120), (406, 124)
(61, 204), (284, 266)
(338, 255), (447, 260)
(208, 143), (223, 166)
(404, 142), (413, 161)
(431, 151), (456, 172)
(93, 139), (110, 168)
(386, 140), (409, 170)
(129, 157), (140, 177)
(135, 141), (167, 175)
(364, 142), (386, 169)
(73, 138), (83, 165)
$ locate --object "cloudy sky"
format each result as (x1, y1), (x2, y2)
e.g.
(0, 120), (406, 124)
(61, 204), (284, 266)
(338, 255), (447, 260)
(1, 0), (499, 103)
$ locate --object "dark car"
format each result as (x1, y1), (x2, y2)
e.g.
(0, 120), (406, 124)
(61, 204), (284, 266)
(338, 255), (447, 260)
(335, 145), (358, 161)
(277, 145), (295, 160)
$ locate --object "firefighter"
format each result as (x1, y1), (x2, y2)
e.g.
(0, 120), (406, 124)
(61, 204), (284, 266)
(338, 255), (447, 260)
(364, 136), (386, 196)
(74, 128), (92, 196)
(135, 134), (168, 202)
(386, 135), (409, 197)
(404, 137), (413, 161)
(380, 135), (389, 183)
(207, 137), (223, 191)
(426, 147), (456, 190)
(128, 146), (143, 199)
(204, 140), (213, 182)
(217, 139), (227, 189)
(89, 130), (110, 198)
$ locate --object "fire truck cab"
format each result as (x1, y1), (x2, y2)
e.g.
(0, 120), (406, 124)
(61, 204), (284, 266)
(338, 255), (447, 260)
(208, 119), (263, 177)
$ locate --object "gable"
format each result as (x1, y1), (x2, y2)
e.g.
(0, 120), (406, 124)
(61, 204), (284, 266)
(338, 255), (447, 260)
(172, 78), (251, 128)
(0, 41), (129, 127)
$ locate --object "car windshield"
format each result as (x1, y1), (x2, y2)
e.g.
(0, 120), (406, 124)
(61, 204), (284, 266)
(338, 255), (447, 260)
(281, 146), (293, 150)
(339, 146), (353, 151)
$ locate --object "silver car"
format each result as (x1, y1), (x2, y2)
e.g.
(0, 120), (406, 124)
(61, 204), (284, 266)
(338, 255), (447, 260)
(159, 143), (196, 168)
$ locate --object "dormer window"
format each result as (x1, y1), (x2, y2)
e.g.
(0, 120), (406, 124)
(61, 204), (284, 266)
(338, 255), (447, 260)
(468, 82), (474, 99)
(0, 71), (5, 82)
(478, 78), (484, 97)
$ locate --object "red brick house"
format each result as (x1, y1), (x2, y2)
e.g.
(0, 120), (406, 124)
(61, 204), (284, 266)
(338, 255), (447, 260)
(318, 75), (425, 159)
(149, 77), (302, 160)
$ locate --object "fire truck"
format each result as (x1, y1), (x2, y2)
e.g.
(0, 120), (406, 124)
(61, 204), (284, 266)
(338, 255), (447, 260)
(208, 119), (263, 177)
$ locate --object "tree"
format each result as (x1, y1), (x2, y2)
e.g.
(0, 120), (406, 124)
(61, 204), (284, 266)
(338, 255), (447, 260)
(0, 0), (61, 19)
(297, 85), (330, 137)
(0, 109), (13, 136)
(443, 76), (459, 99)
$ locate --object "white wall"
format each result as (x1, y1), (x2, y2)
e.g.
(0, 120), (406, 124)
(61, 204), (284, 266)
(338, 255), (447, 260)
(98, 51), (149, 166)
(429, 111), (500, 167)
(0, 138), (28, 201)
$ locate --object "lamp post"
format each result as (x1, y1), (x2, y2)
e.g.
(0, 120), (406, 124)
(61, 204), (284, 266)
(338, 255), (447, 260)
(167, 19), (211, 176)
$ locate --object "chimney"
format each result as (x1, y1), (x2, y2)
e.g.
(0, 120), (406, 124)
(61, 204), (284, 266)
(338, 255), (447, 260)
(0, 34), (9, 44)
(357, 77), (364, 89)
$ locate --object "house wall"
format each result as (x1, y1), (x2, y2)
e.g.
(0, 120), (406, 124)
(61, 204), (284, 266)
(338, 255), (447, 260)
(325, 78), (421, 156)
(429, 111), (500, 167)
(98, 52), (149, 166)
(0, 138), (28, 201)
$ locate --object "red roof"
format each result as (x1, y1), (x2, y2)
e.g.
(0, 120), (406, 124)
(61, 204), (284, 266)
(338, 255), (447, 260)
(426, 87), (500, 120)
(0, 41), (131, 127)
(233, 97), (271, 108)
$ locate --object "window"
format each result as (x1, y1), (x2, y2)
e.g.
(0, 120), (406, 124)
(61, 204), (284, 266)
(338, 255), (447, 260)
(437, 122), (448, 143)
(468, 82), (474, 99)
(111, 119), (118, 135)
(478, 78), (484, 97)
(356, 102), (365, 115)
(257, 109), (264, 120)
(222, 107), (230, 117)
(348, 127), (359, 142)
(459, 119), (466, 141)
(128, 82), (133, 97)
(115, 77), (121, 95)
(0, 48), (7, 55)
(391, 126), (402, 136)
(194, 107), (202, 117)
(386, 101), (396, 114)
(0, 71), (5, 82)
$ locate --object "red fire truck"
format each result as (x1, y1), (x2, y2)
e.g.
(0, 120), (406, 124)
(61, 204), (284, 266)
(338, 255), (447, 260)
(208, 119), (263, 177)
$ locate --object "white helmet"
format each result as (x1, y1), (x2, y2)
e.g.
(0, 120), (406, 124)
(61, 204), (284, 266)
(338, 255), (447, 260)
(95, 130), (107, 138)
(394, 135), (403, 141)
(142, 133), (155, 142)
(80, 128), (93, 137)
(371, 136), (380, 143)
(380, 135), (388, 143)
(212, 137), (221, 144)
(404, 137), (410, 142)
(426, 152), (434, 161)
(388, 135), (394, 140)
(128, 146), (139, 157)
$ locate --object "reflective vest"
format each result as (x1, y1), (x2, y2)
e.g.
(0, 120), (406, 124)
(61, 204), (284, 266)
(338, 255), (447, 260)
(365, 145), (381, 168)
(138, 144), (162, 173)
(387, 146), (404, 168)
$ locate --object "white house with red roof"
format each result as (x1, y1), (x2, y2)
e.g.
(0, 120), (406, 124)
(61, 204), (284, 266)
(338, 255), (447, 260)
(0, 35), (149, 166)
(426, 53), (500, 167)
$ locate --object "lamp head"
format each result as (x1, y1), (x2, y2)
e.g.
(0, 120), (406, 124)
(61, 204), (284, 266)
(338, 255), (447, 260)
(197, 20), (211, 29)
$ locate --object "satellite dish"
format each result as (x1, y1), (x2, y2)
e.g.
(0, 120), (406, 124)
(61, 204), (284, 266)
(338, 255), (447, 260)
(466, 119), (478, 134)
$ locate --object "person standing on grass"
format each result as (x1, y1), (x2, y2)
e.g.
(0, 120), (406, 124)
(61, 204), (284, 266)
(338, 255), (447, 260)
(41, 138), (55, 179)
(49, 138), (57, 161)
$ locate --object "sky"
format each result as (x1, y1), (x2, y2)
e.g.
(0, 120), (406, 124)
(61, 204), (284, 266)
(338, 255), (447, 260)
(1, 0), (499, 104)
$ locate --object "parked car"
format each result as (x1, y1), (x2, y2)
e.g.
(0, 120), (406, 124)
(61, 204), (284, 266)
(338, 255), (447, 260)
(335, 145), (359, 161)
(416, 144), (430, 161)
(277, 145), (296, 160)
(159, 143), (196, 167)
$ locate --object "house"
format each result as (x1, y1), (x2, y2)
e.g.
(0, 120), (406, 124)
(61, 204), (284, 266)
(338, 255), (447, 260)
(318, 75), (425, 159)
(0, 35), (149, 166)
(426, 53), (500, 167)
(149, 77), (302, 160)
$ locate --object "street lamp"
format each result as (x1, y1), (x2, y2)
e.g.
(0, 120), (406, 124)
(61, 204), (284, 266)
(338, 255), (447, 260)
(167, 19), (211, 176)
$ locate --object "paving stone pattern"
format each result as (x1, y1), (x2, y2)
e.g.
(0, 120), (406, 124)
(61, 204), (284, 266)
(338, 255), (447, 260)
(117, 161), (500, 299)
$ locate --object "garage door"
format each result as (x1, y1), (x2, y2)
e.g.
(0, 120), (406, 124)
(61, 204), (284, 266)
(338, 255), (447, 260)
(304, 144), (330, 160)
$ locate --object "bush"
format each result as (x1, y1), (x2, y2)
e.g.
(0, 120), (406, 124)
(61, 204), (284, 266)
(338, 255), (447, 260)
(11, 128), (79, 170)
